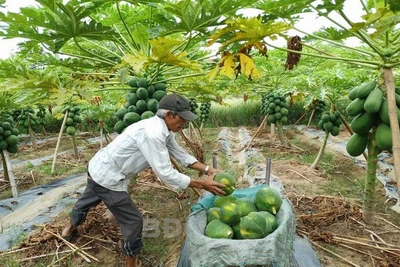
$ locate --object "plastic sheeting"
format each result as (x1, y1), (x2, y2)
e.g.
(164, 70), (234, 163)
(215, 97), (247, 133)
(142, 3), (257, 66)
(0, 173), (86, 250)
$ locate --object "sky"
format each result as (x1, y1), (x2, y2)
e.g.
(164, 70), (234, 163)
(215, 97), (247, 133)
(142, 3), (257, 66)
(0, 0), (365, 60)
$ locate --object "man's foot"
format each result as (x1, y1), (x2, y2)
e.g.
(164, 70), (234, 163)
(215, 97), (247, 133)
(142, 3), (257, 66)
(125, 255), (142, 267)
(61, 220), (78, 242)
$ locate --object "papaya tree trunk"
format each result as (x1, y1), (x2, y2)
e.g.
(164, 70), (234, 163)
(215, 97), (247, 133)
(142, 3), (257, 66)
(383, 68), (400, 212)
(275, 121), (287, 146)
(1, 150), (9, 182)
(209, 110), (219, 128)
(28, 125), (37, 150)
(189, 121), (193, 139)
(245, 115), (269, 151)
(292, 112), (307, 128)
(307, 109), (315, 128)
(310, 131), (329, 169)
(363, 131), (378, 225)
(270, 123), (276, 136)
(1, 150), (18, 198)
(41, 125), (47, 136)
(105, 133), (112, 144)
(51, 110), (69, 174)
(72, 135), (79, 159)
(99, 118), (104, 149)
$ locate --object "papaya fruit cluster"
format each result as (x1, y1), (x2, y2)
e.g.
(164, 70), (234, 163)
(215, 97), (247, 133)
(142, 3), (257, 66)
(12, 109), (21, 122)
(317, 111), (342, 136)
(114, 74), (167, 134)
(0, 114), (20, 153)
(188, 97), (198, 115)
(199, 102), (211, 123)
(17, 107), (38, 130)
(260, 93), (289, 124)
(307, 99), (327, 113)
(62, 104), (82, 136)
(346, 81), (398, 156)
(36, 104), (47, 126)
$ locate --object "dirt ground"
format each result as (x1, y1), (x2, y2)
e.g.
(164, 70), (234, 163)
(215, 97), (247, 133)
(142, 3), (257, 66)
(0, 127), (400, 267)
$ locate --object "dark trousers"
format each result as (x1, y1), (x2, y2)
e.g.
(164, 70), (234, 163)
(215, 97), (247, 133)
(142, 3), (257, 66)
(70, 175), (143, 257)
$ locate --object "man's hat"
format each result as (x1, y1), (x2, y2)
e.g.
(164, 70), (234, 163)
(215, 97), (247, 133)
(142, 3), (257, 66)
(158, 93), (198, 121)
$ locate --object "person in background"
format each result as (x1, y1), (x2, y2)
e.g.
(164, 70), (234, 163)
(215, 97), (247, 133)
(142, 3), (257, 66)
(61, 93), (226, 267)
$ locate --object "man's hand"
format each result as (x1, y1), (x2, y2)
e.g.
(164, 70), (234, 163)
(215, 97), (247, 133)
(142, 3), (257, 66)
(189, 176), (226, 196)
(207, 167), (223, 175)
(202, 178), (226, 196)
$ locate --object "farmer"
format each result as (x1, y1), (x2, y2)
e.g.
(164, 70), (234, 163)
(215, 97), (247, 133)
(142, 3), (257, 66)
(61, 93), (226, 267)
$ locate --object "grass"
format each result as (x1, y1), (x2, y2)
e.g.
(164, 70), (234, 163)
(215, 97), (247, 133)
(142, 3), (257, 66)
(0, 258), (19, 267)
(6, 225), (27, 248)
(201, 100), (264, 128)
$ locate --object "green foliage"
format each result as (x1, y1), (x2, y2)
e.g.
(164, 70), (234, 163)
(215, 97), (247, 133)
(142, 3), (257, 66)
(256, 0), (314, 21)
(201, 100), (264, 128)
(163, 0), (259, 34)
(0, 0), (115, 52)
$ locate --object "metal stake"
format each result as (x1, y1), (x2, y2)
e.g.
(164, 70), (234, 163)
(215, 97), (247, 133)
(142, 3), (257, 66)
(212, 153), (217, 169)
(265, 157), (271, 185)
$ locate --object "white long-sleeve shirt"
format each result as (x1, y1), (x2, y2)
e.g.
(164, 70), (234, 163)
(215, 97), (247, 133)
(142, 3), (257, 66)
(88, 116), (196, 192)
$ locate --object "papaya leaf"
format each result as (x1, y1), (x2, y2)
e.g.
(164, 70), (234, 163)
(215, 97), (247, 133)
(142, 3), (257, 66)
(219, 53), (236, 79)
(315, 0), (345, 15)
(209, 51), (262, 81)
(371, 13), (400, 38)
(306, 27), (351, 41)
(349, 22), (367, 33)
(121, 53), (149, 73)
(209, 52), (236, 81)
(0, 0), (115, 53)
(388, 0), (400, 12)
(78, 0), (166, 6)
(237, 53), (262, 80)
(361, 8), (389, 25)
(350, 8), (400, 38)
(162, 0), (258, 34)
(148, 37), (201, 70)
(118, 68), (129, 86)
(255, 0), (314, 21)
(208, 17), (291, 51)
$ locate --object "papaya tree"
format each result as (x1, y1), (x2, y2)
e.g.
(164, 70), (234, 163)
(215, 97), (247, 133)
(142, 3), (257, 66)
(277, 45), (375, 169)
(36, 104), (48, 136)
(0, 91), (39, 198)
(85, 95), (116, 148)
(62, 102), (83, 159)
(205, 0), (400, 221)
(17, 106), (39, 150)
(0, 112), (20, 198)
(260, 92), (290, 145)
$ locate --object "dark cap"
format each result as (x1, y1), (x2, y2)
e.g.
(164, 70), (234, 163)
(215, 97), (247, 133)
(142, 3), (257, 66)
(158, 93), (198, 121)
